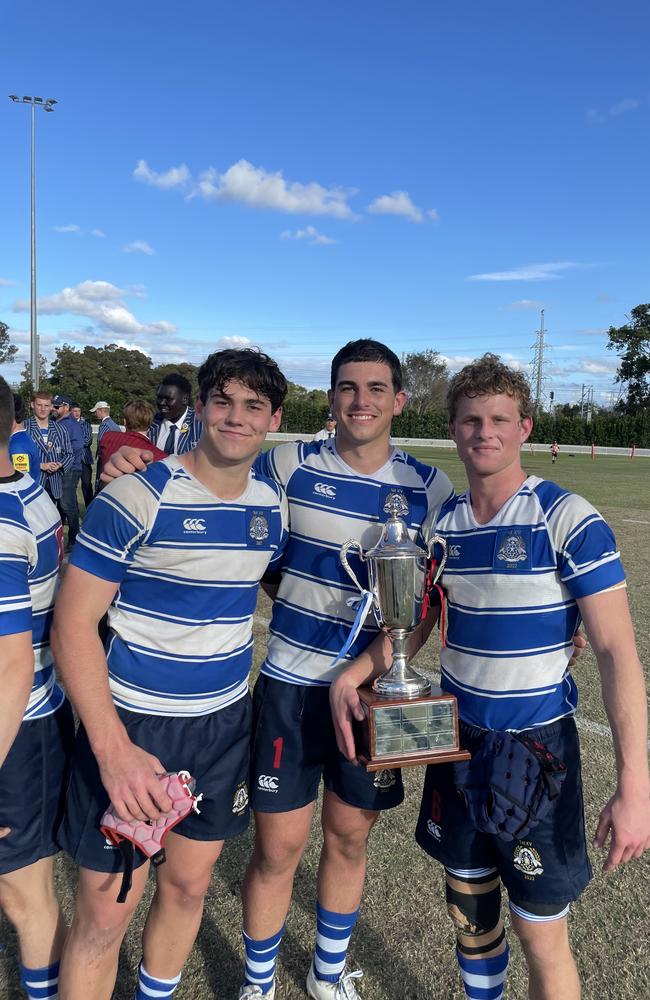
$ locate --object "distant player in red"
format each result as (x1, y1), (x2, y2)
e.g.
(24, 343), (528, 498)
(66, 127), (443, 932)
(551, 440), (559, 464)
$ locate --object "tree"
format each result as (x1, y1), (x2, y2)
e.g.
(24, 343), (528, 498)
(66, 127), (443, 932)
(0, 320), (18, 365)
(18, 354), (50, 401)
(401, 349), (449, 414)
(607, 303), (650, 412)
(49, 343), (156, 415)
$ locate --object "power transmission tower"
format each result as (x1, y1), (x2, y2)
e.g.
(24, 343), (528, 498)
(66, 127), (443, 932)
(530, 309), (549, 411)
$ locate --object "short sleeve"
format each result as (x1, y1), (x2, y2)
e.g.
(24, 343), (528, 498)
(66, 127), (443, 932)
(551, 496), (626, 599)
(0, 529), (32, 636)
(70, 473), (159, 583)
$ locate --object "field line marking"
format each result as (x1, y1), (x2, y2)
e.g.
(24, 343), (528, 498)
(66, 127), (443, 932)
(253, 616), (650, 746)
(621, 519), (650, 524)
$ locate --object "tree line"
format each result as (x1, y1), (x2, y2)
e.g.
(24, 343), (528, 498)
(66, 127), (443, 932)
(2, 303), (649, 446)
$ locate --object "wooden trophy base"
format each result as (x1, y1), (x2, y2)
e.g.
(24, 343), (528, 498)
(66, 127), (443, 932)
(353, 685), (471, 772)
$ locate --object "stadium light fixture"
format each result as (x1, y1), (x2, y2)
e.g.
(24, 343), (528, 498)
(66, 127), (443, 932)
(8, 93), (59, 390)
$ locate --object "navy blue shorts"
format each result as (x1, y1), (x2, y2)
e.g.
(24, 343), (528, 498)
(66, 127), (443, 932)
(58, 696), (252, 873)
(250, 675), (404, 813)
(0, 701), (74, 876)
(415, 716), (592, 911)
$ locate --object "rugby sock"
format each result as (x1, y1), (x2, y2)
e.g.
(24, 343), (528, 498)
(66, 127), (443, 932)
(19, 961), (60, 999)
(312, 903), (360, 983)
(456, 943), (510, 1000)
(134, 961), (181, 999)
(242, 925), (285, 994)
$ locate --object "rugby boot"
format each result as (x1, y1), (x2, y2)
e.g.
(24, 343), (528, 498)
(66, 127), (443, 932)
(238, 983), (275, 999)
(306, 961), (363, 999)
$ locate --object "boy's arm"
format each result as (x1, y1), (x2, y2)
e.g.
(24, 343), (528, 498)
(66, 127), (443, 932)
(577, 586), (650, 871)
(51, 565), (172, 821)
(0, 631), (34, 767)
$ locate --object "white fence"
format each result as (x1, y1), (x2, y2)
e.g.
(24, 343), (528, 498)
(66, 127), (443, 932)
(268, 432), (650, 458)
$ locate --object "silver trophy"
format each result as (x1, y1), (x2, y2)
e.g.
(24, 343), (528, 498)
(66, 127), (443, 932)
(340, 506), (446, 699)
(339, 505), (469, 770)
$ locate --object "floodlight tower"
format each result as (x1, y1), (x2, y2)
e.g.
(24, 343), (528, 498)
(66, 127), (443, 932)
(8, 95), (58, 390)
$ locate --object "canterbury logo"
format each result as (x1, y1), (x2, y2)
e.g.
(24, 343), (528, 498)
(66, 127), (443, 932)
(257, 774), (279, 792)
(314, 482), (336, 499)
(448, 544), (461, 558)
(183, 518), (206, 533)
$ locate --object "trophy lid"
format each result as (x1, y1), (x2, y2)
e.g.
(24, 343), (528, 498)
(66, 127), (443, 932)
(366, 513), (426, 560)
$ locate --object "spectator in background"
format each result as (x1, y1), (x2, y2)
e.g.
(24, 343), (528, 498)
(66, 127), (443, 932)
(52, 395), (85, 549)
(551, 440), (560, 464)
(26, 390), (73, 507)
(9, 394), (40, 478)
(313, 413), (337, 441)
(150, 373), (201, 455)
(90, 401), (121, 490)
(71, 404), (94, 508)
(99, 400), (166, 472)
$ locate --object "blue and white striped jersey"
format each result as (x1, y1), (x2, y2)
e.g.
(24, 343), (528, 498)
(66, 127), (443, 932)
(70, 456), (289, 717)
(0, 473), (64, 720)
(422, 476), (626, 732)
(255, 440), (455, 686)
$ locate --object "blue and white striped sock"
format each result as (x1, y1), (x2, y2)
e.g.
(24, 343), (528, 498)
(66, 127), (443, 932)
(19, 961), (60, 1000)
(134, 961), (181, 999)
(456, 944), (510, 1000)
(242, 925), (285, 994)
(313, 903), (360, 983)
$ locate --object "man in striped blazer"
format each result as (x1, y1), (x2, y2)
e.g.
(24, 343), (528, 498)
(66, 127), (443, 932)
(26, 390), (73, 505)
(148, 374), (201, 455)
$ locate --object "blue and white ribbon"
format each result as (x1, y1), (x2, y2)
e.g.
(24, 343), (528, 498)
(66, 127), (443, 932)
(330, 590), (376, 666)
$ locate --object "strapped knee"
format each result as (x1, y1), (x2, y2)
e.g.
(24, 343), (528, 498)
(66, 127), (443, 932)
(446, 874), (504, 956)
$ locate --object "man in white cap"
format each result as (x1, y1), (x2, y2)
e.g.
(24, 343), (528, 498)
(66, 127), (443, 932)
(90, 402), (121, 491)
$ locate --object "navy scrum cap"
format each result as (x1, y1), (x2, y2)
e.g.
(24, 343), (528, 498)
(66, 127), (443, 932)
(52, 394), (72, 406)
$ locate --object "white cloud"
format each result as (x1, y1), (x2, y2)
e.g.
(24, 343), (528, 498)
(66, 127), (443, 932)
(53, 223), (81, 233)
(216, 336), (254, 349)
(587, 97), (642, 124)
(281, 225), (336, 246)
(576, 327), (607, 336)
(134, 159), (191, 190)
(193, 159), (357, 219)
(123, 240), (155, 256)
(580, 358), (618, 375)
(367, 191), (438, 223)
(13, 280), (175, 339)
(468, 262), (579, 282)
(91, 228), (106, 238)
(0, 277), (18, 287)
(504, 299), (544, 311)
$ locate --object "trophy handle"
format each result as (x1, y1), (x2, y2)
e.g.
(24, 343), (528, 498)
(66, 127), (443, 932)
(340, 539), (367, 595)
(427, 534), (447, 586)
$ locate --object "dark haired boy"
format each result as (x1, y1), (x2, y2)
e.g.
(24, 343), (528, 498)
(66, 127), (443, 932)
(51, 349), (290, 1000)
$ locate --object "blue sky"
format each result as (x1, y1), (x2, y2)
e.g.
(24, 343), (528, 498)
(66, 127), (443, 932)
(2, 1), (649, 404)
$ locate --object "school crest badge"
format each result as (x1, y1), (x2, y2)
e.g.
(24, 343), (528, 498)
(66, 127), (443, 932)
(513, 843), (544, 878)
(373, 768), (396, 790)
(497, 531), (527, 567)
(248, 514), (269, 542)
(232, 782), (249, 816)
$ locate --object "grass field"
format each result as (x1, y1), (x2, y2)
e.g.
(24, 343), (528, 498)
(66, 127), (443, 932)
(1, 451), (648, 998)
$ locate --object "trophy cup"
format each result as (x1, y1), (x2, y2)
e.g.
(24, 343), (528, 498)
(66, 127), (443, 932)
(339, 502), (470, 771)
